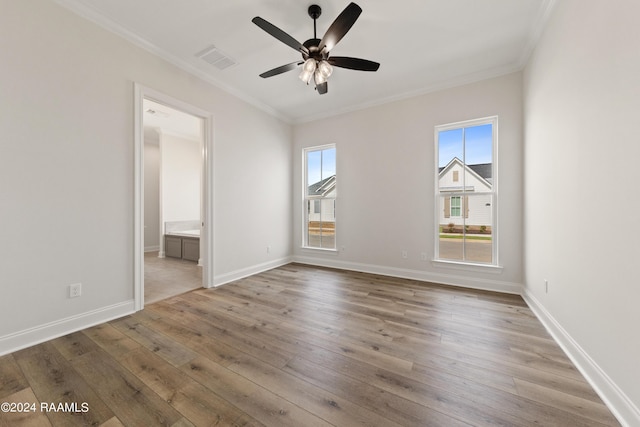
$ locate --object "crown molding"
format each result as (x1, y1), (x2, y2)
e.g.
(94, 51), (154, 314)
(52, 0), (555, 127)
(517, 0), (558, 69)
(294, 62), (523, 124)
(51, 0), (293, 124)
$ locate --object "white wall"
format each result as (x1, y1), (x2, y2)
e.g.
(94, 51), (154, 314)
(293, 72), (523, 293)
(0, 0), (292, 353)
(523, 0), (640, 423)
(160, 133), (201, 225)
(144, 138), (160, 250)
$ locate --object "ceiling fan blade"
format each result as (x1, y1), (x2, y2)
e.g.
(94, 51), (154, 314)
(319, 2), (362, 54)
(328, 56), (380, 71)
(259, 61), (303, 78)
(252, 17), (309, 55)
(316, 81), (328, 95)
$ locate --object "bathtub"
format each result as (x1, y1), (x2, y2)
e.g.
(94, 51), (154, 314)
(164, 221), (200, 261)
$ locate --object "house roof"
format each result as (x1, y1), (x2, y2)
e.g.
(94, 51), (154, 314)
(439, 158), (491, 179)
(308, 175), (336, 196)
(438, 157), (493, 187)
(468, 163), (492, 181)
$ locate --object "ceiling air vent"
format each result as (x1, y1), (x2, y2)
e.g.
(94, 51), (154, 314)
(145, 108), (169, 118)
(195, 44), (236, 70)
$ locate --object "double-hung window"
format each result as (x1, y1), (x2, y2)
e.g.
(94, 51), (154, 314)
(303, 145), (336, 249)
(435, 117), (497, 265)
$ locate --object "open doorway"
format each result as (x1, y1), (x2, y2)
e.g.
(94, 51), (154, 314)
(134, 84), (214, 311)
(143, 99), (203, 303)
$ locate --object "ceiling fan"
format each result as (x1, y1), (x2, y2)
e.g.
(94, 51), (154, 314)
(252, 2), (380, 95)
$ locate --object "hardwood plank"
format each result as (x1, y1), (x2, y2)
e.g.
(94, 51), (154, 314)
(99, 417), (125, 427)
(80, 323), (142, 359)
(50, 331), (102, 361)
(284, 354), (471, 427)
(172, 292), (258, 330)
(117, 345), (250, 426)
(293, 343), (528, 426)
(152, 301), (296, 369)
(111, 316), (197, 367)
(514, 378), (620, 425)
(140, 310), (246, 367)
(169, 419), (196, 427)
(398, 332), (611, 404)
(168, 381), (250, 427)
(0, 387), (52, 427)
(13, 342), (114, 426)
(284, 321), (415, 374)
(212, 280), (288, 311)
(129, 304), (164, 324)
(71, 348), (184, 426)
(412, 358), (518, 394)
(0, 354), (28, 399)
(182, 356), (332, 427)
(229, 414), (267, 427)
(187, 292), (274, 329)
(227, 352), (404, 427)
(116, 347), (190, 402)
(440, 334), (586, 382)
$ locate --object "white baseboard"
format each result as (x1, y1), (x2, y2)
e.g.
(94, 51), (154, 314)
(213, 256), (293, 288)
(523, 290), (640, 427)
(0, 257), (291, 356)
(292, 255), (523, 294)
(144, 245), (160, 253)
(0, 300), (135, 357)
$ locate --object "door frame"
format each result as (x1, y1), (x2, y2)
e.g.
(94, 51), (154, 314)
(134, 83), (215, 311)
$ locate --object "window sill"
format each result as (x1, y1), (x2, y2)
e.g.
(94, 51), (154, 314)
(300, 246), (338, 254)
(431, 259), (503, 274)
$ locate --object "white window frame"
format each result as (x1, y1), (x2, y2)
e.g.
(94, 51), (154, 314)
(303, 144), (337, 251)
(434, 116), (499, 268)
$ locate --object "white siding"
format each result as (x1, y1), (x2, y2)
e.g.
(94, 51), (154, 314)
(438, 160), (492, 227)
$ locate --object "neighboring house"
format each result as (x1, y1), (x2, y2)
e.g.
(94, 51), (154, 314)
(307, 175), (336, 225)
(438, 158), (492, 231)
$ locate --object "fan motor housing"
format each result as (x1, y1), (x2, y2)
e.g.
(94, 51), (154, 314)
(303, 38), (324, 59)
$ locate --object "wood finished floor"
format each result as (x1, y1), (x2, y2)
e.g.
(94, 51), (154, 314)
(0, 264), (620, 426)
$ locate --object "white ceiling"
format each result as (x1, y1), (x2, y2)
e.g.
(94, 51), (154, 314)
(143, 99), (202, 141)
(56, 0), (555, 124)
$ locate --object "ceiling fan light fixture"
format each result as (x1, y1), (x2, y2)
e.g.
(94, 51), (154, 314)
(314, 69), (327, 85)
(253, 2), (379, 95)
(299, 58), (317, 84)
(317, 60), (333, 78)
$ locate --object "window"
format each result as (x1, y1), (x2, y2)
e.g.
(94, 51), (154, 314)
(450, 196), (462, 217)
(435, 117), (497, 265)
(304, 145), (336, 249)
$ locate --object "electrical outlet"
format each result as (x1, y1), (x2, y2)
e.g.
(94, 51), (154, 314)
(401, 250), (408, 259)
(267, 245), (271, 254)
(69, 283), (82, 298)
(544, 280), (548, 293)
